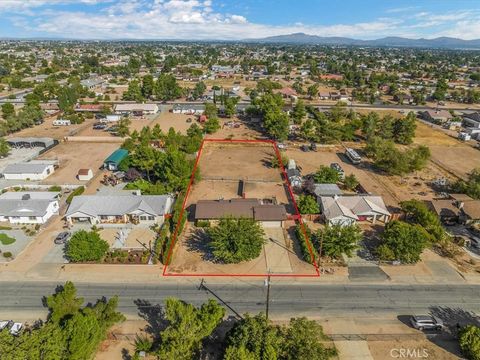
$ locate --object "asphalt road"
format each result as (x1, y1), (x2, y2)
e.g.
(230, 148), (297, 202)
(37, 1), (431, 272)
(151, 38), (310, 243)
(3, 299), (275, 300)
(1, 281), (479, 320)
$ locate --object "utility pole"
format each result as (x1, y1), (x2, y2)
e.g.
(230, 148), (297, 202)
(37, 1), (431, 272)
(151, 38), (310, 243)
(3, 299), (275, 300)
(199, 279), (243, 319)
(265, 271), (271, 320)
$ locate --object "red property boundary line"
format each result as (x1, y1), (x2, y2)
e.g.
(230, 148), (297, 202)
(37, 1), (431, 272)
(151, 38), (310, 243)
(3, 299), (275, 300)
(162, 138), (320, 277)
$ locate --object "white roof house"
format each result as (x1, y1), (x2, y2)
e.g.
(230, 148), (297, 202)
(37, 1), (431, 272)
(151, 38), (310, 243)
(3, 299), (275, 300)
(0, 191), (60, 224)
(2, 162), (55, 181)
(114, 103), (159, 114)
(320, 195), (391, 226)
(65, 194), (174, 225)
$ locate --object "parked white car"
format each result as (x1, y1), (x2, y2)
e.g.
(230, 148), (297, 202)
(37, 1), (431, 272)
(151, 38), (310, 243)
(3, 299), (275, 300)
(9, 322), (23, 336)
(0, 320), (12, 331)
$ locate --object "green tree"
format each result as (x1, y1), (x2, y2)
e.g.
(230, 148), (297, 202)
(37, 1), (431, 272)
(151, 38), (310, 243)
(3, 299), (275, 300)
(307, 83), (319, 99)
(117, 117), (131, 137)
(156, 298), (225, 360)
(224, 96), (239, 118)
(291, 99), (306, 124)
(318, 224), (362, 258)
(459, 325), (480, 360)
(452, 168), (480, 200)
(191, 81), (206, 100)
(225, 314), (281, 360)
(264, 109), (289, 141)
(343, 174), (359, 191)
(203, 117), (220, 134)
(207, 217), (266, 263)
(432, 78), (448, 101)
(393, 112), (417, 145)
(204, 102), (218, 119)
(66, 230), (109, 262)
(141, 74), (154, 99)
(378, 220), (429, 263)
(123, 79), (143, 101)
(313, 166), (341, 184)
(280, 317), (337, 360)
(46, 281), (84, 323)
(298, 194), (320, 214)
(0, 137), (10, 157)
(400, 199), (445, 242)
(154, 74), (182, 101)
(1, 103), (14, 118)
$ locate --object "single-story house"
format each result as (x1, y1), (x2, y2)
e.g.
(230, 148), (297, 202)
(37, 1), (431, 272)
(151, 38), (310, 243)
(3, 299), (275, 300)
(103, 149), (128, 171)
(114, 103), (158, 115)
(195, 198), (287, 228)
(172, 104), (205, 115)
(420, 110), (453, 124)
(80, 78), (105, 90)
(313, 184), (342, 198)
(2, 162), (55, 180)
(65, 193), (174, 225)
(0, 191), (59, 224)
(426, 199), (460, 223)
(320, 195), (391, 226)
(430, 194), (480, 224)
(77, 168), (93, 181)
(461, 200), (480, 224)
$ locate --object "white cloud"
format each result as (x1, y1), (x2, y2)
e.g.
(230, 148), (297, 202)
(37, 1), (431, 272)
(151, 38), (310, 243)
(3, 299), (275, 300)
(4, 0), (480, 40)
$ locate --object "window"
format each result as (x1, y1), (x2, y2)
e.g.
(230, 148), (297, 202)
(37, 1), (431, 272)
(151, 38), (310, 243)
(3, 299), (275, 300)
(29, 216), (36, 220)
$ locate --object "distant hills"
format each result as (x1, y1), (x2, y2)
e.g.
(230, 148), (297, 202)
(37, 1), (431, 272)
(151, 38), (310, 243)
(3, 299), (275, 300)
(244, 32), (480, 49)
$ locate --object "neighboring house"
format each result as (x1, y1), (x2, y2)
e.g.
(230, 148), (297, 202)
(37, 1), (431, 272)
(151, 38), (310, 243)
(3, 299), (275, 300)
(0, 191), (59, 224)
(65, 193), (174, 225)
(77, 168), (93, 181)
(427, 199), (460, 223)
(172, 104), (205, 115)
(75, 104), (105, 113)
(313, 184), (342, 199)
(2, 162), (55, 180)
(80, 78), (105, 89)
(430, 194), (480, 224)
(320, 195), (391, 226)
(462, 112), (480, 129)
(420, 110), (453, 123)
(103, 149), (128, 171)
(195, 198), (287, 228)
(114, 103), (159, 115)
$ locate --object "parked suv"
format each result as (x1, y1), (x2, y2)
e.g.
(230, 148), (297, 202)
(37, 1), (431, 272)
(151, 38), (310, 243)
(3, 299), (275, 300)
(410, 315), (444, 331)
(54, 231), (71, 245)
(330, 163), (345, 180)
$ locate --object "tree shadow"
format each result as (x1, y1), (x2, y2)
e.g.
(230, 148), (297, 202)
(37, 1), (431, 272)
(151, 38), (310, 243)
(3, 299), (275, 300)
(134, 299), (168, 342)
(429, 306), (480, 332)
(200, 315), (238, 360)
(186, 228), (216, 262)
(121, 348), (132, 360)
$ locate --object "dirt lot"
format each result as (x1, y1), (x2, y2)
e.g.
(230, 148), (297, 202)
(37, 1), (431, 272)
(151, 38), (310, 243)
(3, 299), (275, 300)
(37, 141), (120, 185)
(166, 142), (317, 276)
(8, 116), (94, 140)
(414, 122), (480, 180)
(285, 145), (453, 209)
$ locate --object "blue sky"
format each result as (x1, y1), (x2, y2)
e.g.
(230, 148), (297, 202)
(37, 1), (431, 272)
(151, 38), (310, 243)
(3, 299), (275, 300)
(1, 0), (480, 40)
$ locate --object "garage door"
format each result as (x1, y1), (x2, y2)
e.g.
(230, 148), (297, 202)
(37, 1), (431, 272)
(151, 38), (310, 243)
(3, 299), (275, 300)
(261, 221), (282, 228)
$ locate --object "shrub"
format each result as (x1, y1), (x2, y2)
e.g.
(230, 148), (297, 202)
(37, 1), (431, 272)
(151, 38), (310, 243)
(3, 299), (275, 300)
(66, 230), (109, 262)
(3, 251), (12, 258)
(459, 325), (480, 360)
(66, 186), (85, 204)
(0, 225), (12, 230)
(295, 223), (318, 264)
(196, 220), (211, 228)
(48, 185), (62, 192)
(0, 233), (16, 245)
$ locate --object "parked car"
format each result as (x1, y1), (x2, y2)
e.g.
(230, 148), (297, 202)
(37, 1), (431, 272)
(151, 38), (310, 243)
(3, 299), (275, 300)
(0, 320), (13, 331)
(277, 143), (287, 150)
(9, 322), (23, 336)
(300, 145), (310, 152)
(310, 143), (317, 151)
(410, 315), (444, 331)
(330, 163), (345, 180)
(93, 123), (107, 130)
(54, 231), (71, 245)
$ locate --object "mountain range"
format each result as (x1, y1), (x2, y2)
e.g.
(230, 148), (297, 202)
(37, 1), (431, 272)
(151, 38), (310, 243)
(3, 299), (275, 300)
(244, 33), (480, 49)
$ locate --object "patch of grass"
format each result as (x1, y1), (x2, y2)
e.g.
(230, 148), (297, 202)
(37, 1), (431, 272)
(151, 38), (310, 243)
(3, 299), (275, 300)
(0, 233), (15, 245)
(0, 225), (12, 230)
(3, 252), (12, 258)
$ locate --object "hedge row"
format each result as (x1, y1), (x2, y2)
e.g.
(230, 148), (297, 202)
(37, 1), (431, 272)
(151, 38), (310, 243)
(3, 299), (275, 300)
(295, 223), (319, 265)
(66, 186), (85, 204)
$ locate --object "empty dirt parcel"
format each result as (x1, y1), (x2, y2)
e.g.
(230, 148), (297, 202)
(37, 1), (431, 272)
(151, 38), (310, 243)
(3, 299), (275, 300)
(164, 140), (318, 276)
